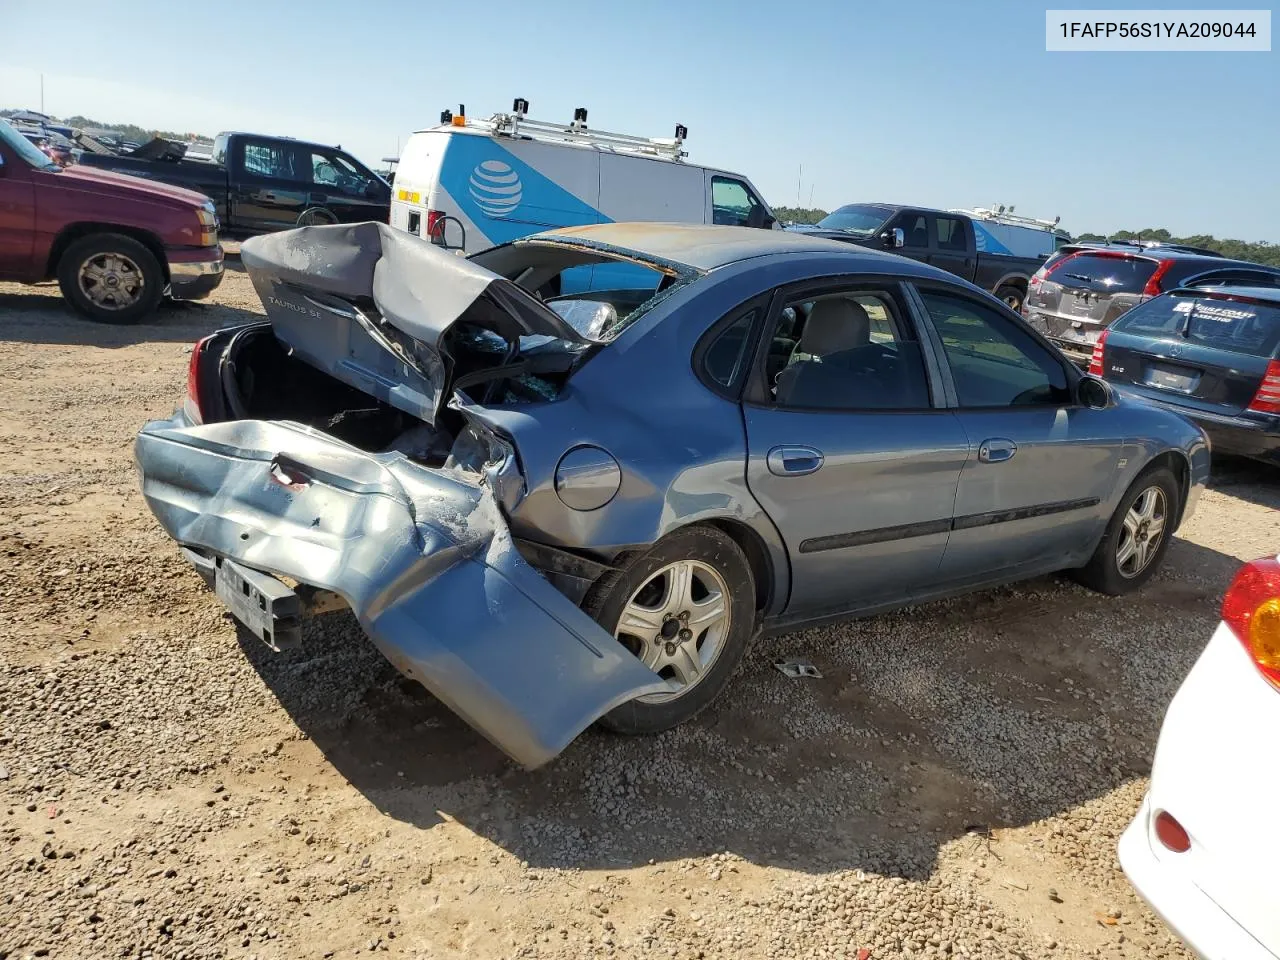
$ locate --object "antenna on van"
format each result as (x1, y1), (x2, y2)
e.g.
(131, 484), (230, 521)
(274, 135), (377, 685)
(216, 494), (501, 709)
(571, 107), (588, 132)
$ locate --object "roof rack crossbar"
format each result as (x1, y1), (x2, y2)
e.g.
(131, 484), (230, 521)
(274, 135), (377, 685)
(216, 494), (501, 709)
(446, 111), (688, 161)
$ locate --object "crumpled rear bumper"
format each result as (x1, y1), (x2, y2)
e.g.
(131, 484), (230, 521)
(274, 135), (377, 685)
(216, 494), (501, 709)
(135, 415), (666, 767)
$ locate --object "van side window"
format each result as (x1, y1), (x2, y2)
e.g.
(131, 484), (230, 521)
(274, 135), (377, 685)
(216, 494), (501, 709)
(712, 177), (765, 227)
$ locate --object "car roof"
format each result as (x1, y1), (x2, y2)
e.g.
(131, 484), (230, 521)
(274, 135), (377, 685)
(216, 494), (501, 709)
(1174, 285), (1280, 305)
(1062, 241), (1223, 260)
(217, 131), (345, 153)
(1059, 242), (1280, 271)
(522, 222), (941, 273)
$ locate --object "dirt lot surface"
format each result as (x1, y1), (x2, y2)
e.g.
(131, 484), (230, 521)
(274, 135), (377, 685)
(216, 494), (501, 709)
(2, 267), (1278, 960)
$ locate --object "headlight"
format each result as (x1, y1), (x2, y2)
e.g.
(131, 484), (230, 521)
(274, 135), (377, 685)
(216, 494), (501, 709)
(196, 203), (218, 246)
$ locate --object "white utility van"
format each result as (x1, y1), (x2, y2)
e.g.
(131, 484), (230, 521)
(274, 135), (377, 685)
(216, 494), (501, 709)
(390, 100), (777, 290)
(948, 206), (1071, 259)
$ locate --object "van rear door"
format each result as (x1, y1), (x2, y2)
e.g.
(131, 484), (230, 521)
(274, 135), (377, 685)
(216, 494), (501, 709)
(390, 130), (446, 240)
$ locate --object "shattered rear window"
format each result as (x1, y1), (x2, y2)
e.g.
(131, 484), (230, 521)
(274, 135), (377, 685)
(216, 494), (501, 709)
(472, 238), (701, 343)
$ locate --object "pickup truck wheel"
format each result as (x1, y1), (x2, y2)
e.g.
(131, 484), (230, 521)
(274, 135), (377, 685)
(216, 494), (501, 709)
(297, 207), (337, 227)
(1072, 466), (1179, 596)
(995, 284), (1025, 313)
(56, 234), (164, 324)
(585, 526), (756, 736)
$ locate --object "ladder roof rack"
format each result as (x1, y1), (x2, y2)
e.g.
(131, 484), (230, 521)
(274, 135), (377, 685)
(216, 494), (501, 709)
(434, 100), (689, 162)
(953, 205), (1064, 232)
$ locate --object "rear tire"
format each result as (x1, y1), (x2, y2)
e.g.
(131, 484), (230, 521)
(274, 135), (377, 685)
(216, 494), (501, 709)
(996, 284), (1025, 313)
(584, 526), (756, 735)
(1072, 466), (1179, 595)
(56, 233), (164, 325)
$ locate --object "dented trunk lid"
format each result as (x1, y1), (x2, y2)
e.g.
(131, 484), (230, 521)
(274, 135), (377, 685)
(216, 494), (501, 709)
(239, 222), (587, 425)
(134, 415), (667, 766)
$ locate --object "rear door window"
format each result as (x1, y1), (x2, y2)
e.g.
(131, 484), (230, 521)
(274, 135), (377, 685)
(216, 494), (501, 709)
(935, 216), (967, 251)
(241, 140), (301, 181)
(770, 289), (932, 411)
(1114, 293), (1280, 357)
(1054, 253), (1158, 293)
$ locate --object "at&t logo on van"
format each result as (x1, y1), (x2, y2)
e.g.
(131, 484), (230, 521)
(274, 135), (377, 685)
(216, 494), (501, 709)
(469, 160), (522, 218)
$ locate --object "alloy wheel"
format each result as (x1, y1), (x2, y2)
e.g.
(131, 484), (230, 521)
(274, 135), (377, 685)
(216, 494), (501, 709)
(615, 560), (732, 703)
(1116, 485), (1167, 579)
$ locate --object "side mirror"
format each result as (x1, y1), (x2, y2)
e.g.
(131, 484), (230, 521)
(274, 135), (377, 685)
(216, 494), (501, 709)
(1077, 374), (1114, 409)
(882, 227), (904, 249)
(365, 181), (380, 198)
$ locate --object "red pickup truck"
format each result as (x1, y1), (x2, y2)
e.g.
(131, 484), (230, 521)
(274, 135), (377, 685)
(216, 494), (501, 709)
(0, 120), (224, 323)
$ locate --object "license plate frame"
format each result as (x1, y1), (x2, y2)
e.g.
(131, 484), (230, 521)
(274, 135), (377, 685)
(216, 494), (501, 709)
(1144, 364), (1197, 393)
(214, 557), (302, 651)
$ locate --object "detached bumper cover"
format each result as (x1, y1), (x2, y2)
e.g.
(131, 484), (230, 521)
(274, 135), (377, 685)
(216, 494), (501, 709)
(135, 416), (666, 767)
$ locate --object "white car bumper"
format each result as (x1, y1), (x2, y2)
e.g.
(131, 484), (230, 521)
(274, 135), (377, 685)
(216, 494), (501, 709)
(1119, 623), (1280, 960)
(1120, 797), (1276, 960)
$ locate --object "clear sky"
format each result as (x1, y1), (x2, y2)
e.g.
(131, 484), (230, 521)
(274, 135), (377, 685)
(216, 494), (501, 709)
(3, 0), (1276, 241)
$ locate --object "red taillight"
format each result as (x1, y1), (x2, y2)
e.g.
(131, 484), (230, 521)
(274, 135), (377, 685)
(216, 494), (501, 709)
(1221, 556), (1280, 690)
(1142, 259), (1175, 298)
(1040, 251), (1082, 280)
(1087, 328), (1110, 376)
(184, 335), (212, 425)
(1154, 810), (1191, 853)
(1247, 360), (1280, 414)
(425, 209), (445, 241)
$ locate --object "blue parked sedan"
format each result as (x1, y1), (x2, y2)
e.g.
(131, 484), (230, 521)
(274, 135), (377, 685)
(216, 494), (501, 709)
(1091, 285), (1280, 467)
(134, 222), (1210, 767)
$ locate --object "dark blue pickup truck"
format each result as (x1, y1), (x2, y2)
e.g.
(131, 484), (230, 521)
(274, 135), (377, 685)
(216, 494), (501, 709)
(792, 203), (1055, 313)
(78, 131), (391, 238)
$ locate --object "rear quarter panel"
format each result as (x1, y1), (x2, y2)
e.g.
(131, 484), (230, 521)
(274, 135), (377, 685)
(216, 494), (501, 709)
(471, 254), (851, 614)
(1106, 392), (1211, 525)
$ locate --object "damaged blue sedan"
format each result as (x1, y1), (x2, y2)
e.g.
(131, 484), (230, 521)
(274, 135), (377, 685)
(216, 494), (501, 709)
(135, 222), (1210, 767)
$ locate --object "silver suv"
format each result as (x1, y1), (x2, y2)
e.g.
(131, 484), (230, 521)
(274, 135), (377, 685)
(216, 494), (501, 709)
(1023, 241), (1280, 363)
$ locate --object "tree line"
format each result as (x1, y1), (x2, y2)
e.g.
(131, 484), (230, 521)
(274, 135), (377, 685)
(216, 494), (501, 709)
(1, 109), (202, 144)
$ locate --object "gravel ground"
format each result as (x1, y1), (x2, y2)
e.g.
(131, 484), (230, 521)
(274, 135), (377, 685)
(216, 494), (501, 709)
(2, 268), (1279, 960)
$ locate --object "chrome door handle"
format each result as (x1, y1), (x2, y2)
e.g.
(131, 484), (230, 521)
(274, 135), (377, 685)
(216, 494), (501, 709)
(766, 445), (824, 477)
(978, 438), (1017, 463)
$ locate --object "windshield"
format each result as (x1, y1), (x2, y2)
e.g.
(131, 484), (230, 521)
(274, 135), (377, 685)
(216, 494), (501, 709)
(816, 204), (893, 237)
(1115, 292), (1280, 357)
(0, 120), (60, 171)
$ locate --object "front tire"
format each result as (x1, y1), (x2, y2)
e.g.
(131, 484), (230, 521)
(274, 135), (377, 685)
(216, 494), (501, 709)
(584, 526), (756, 735)
(56, 233), (164, 324)
(1073, 466), (1179, 595)
(297, 207), (337, 227)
